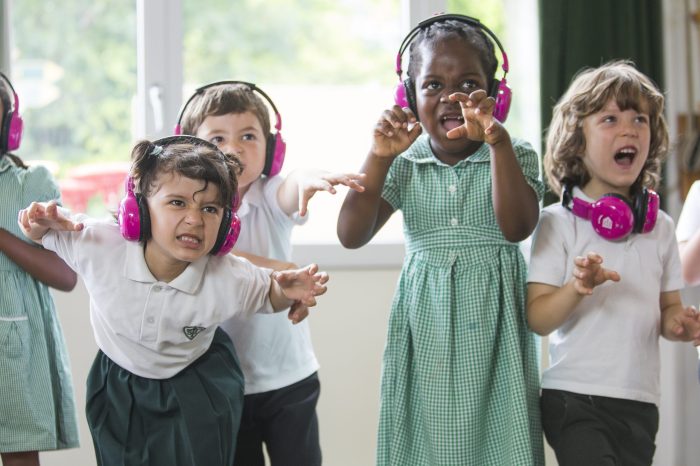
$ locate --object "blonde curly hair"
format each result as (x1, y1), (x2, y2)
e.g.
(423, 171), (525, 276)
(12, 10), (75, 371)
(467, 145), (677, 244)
(543, 60), (668, 197)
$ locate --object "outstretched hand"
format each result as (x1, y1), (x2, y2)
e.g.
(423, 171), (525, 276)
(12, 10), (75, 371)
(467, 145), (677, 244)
(273, 263), (329, 307)
(18, 200), (84, 243)
(297, 171), (366, 216)
(667, 306), (700, 344)
(445, 90), (506, 146)
(371, 105), (422, 159)
(571, 252), (620, 295)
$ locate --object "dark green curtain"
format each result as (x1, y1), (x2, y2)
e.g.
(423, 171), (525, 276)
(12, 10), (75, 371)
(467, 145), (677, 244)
(539, 0), (664, 203)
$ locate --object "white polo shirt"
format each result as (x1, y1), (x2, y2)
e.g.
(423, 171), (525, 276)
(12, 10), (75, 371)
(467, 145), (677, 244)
(43, 216), (274, 379)
(220, 176), (319, 394)
(528, 187), (683, 405)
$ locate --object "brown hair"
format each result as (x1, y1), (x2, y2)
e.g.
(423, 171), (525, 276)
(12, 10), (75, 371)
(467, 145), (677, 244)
(543, 60), (668, 196)
(129, 136), (242, 209)
(179, 83), (270, 137)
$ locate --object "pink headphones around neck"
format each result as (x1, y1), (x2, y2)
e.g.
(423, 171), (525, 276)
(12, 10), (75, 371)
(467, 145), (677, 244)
(118, 135), (241, 256)
(0, 72), (24, 153)
(174, 81), (286, 177)
(394, 13), (512, 122)
(562, 184), (659, 240)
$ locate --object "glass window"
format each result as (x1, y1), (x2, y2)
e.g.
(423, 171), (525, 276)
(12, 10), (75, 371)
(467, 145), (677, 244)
(8, 0), (136, 215)
(182, 0), (403, 244)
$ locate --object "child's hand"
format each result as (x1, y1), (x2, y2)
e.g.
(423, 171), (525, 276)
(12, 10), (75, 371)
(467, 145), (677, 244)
(273, 263), (329, 306)
(288, 301), (310, 324)
(18, 200), (84, 243)
(297, 171), (366, 217)
(446, 90), (507, 146)
(371, 106), (422, 159)
(667, 306), (700, 343)
(571, 252), (620, 295)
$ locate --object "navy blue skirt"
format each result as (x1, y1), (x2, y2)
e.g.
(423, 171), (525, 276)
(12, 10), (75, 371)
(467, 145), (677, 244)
(86, 328), (244, 466)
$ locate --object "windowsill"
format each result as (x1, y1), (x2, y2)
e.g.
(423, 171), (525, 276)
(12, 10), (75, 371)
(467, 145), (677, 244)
(291, 242), (405, 270)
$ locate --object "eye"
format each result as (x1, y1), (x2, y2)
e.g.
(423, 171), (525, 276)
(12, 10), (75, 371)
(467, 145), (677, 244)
(425, 80), (442, 92)
(602, 115), (617, 123)
(242, 132), (257, 141)
(169, 199), (185, 207)
(210, 136), (224, 145)
(635, 114), (649, 124)
(461, 80), (479, 92)
(202, 205), (220, 215)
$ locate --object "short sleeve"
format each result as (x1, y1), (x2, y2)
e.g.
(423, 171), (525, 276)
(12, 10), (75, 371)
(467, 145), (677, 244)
(528, 209), (570, 286)
(381, 159), (401, 211)
(513, 139), (544, 202)
(21, 165), (62, 208)
(659, 213), (684, 292)
(262, 175), (307, 227)
(677, 181), (700, 243)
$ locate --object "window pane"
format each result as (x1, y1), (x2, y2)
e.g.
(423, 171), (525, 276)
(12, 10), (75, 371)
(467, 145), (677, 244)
(182, 0), (403, 244)
(9, 0), (136, 215)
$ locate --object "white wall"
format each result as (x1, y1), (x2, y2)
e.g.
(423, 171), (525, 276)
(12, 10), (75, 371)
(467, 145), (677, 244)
(41, 267), (400, 466)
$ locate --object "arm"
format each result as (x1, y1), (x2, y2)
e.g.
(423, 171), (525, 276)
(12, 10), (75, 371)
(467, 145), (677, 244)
(659, 290), (700, 343)
(18, 200), (84, 245)
(446, 91), (539, 242)
(337, 106), (422, 248)
(679, 234), (700, 286)
(0, 228), (77, 291)
(277, 169), (366, 217)
(527, 252), (620, 335)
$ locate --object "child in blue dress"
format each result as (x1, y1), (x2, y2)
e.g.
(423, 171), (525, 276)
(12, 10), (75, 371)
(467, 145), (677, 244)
(18, 135), (329, 466)
(0, 72), (79, 466)
(528, 60), (700, 465)
(337, 14), (544, 466)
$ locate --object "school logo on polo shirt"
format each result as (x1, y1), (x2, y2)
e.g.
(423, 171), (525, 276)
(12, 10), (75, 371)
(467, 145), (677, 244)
(183, 326), (206, 340)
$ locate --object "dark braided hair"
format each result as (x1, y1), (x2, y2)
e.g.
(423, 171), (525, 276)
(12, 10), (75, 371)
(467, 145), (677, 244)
(406, 19), (499, 86)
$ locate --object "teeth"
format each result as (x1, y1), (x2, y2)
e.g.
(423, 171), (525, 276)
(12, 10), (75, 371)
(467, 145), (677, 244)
(179, 235), (200, 244)
(618, 148), (636, 154)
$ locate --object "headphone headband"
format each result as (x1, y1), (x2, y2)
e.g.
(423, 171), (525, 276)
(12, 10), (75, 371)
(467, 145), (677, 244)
(174, 80), (282, 134)
(395, 14), (509, 80)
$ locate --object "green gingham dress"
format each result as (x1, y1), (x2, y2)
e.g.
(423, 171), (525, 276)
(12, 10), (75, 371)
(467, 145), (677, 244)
(0, 157), (79, 453)
(377, 135), (544, 466)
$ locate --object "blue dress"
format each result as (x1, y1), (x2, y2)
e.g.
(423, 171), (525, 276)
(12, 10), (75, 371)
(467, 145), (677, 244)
(0, 157), (78, 452)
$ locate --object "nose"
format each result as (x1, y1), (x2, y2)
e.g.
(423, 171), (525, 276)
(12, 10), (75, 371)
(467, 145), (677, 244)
(184, 208), (203, 225)
(620, 118), (639, 137)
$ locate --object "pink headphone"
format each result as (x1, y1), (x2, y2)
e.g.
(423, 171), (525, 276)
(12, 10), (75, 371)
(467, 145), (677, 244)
(0, 72), (24, 153)
(394, 14), (512, 123)
(118, 136), (241, 256)
(562, 184), (659, 240)
(174, 81), (286, 177)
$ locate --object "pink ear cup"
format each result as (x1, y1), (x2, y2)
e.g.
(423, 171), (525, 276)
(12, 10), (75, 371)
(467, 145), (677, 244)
(394, 83), (409, 109)
(118, 177), (141, 241)
(492, 79), (511, 123)
(642, 190), (659, 233)
(214, 213), (240, 256)
(572, 195), (635, 241)
(6, 92), (23, 151)
(266, 132), (286, 178)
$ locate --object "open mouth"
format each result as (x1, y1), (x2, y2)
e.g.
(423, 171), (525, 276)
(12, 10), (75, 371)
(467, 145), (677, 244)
(613, 146), (637, 167)
(440, 115), (464, 132)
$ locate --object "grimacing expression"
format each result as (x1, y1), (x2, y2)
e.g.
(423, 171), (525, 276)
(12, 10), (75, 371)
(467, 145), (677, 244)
(144, 172), (225, 277)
